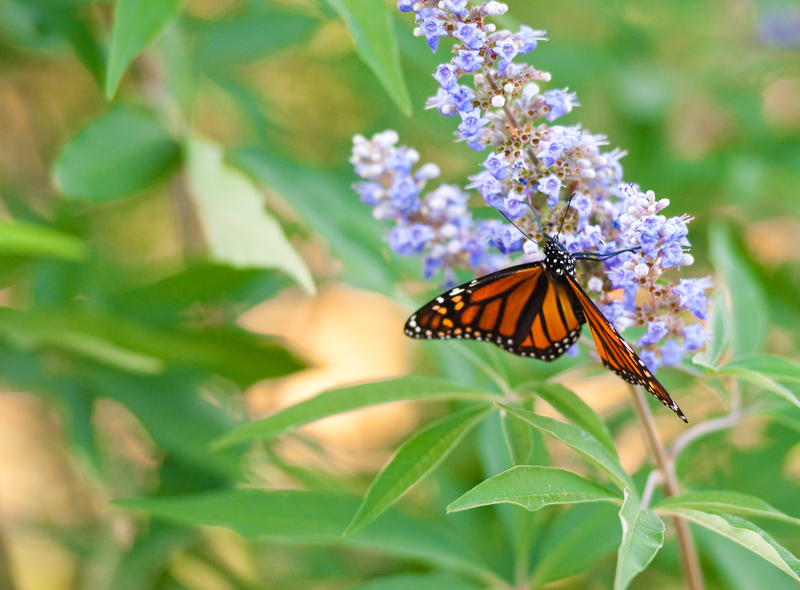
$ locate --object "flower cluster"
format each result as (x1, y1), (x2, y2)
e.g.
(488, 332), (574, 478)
(351, 130), (510, 283)
(350, 0), (711, 372)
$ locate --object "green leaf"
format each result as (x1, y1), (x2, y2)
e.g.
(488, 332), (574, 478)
(530, 503), (622, 586)
(698, 527), (800, 590)
(115, 490), (499, 580)
(185, 137), (314, 294)
(0, 221), (86, 261)
(212, 376), (500, 449)
(105, 0), (185, 99)
(346, 404), (492, 534)
(709, 224), (768, 358)
(654, 508), (800, 582)
(447, 465), (620, 513)
(0, 307), (164, 374)
(93, 369), (243, 481)
(52, 385), (100, 474)
(323, 0), (411, 116)
(518, 381), (617, 455)
(722, 356), (800, 383)
(230, 148), (412, 295)
(0, 1), (105, 84)
(117, 265), (292, 324)
(54, 106), (181, 202)
(0, 307), (304, 386)
(498, 404), (634, 491)
(654, 490), (800, 528)
(614, 489), (664, 590)
(191, 8), (318, 69)
(715, 365), (800, 410)
(110, 522), (198, 590)
(707, 290), (732, 367)
(348, 572), (483, 590)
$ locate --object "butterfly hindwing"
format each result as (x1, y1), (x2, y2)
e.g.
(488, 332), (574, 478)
(566, 274), (688, 423)
(405, 263), (583, 361)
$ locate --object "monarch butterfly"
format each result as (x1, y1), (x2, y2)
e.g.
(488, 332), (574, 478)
(404, 215), (688, 423)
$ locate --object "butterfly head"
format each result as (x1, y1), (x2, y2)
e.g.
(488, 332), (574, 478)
(543, 237), (576, 278)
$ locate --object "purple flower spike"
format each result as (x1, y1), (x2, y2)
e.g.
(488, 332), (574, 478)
(420, 18), (448, 53)
(482, 152), (511, 180)
(433, 63), (460, 93)
(660, 241), (684, 268)
(537, 174), (562, 208)
(453, 22), (486, 50)
(390, 223), (435, 256)
(457, 107), (489, 139)
(483, 2), (508, 16)
(501, 191), (527, 219)
(543, 88), (580, 122)
(515, 25), (548, 53)
(454, 49), (484, 73)
(570, 193), (593, 229)
(443, 0), (469, 16)
(493, 223), (525, 254)
(674, 277), (712, 321)
(492, 38), (519, 75)
(660, 339), (684, 366)
(353, 0), (713, 370)
(682, 323), (706, 351)
(638, 321), (668, 347)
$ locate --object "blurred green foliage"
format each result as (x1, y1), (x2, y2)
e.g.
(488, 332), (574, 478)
(0, 0), (798, 588)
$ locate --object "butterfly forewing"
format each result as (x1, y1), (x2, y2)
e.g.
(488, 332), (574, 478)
(404, 236), (688, 422)
(566, 275), (688, 423)
(405, 263), (583, 361)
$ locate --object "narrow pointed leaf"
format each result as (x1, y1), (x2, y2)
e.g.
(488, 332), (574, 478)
(54, 106), (181, 202)
(519, 381), (616, 455)
(498, 403), (634, 491)
(346, 405), (492, 534)
(614, 489), (664, 590)
(230, 148), (413, 295)
(707, 290), (732, 366)
(654, 508), (800, 582)
(447, 465), (620, 513)
(192, 8), (318, 68)
(0, 221), (86, 261)
(212, 376), (501, 449)
(106, 0), (185, 98)
(717, 367), (800, 410)
(654, 491), (800, 528)
(722, 356), (800, 383)
(323, 0), (411, 116)
(699, 528), (800, 590)
(115, 490), (498, 580)
(186, 137), (314, 294)
(530, 503), (622, 585)
(709, 224), (768, 357)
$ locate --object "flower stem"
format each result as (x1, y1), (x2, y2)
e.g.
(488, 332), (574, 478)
(628, 384), (704, 590)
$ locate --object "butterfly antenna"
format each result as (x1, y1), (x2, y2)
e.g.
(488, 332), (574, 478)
(574, 246), (641, 261)
(498, 210), (540, 246)
(524, 203), (550, 240)
(555, 193), (576, 241)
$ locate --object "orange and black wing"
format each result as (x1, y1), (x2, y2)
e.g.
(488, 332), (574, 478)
(405, 263), (583, 361)
(566, 274), (688, 423)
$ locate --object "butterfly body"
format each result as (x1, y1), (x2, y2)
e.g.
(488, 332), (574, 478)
(404, 237), (688, 422)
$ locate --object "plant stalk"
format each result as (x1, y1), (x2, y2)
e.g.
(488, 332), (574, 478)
(628, 384), (704, 590)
